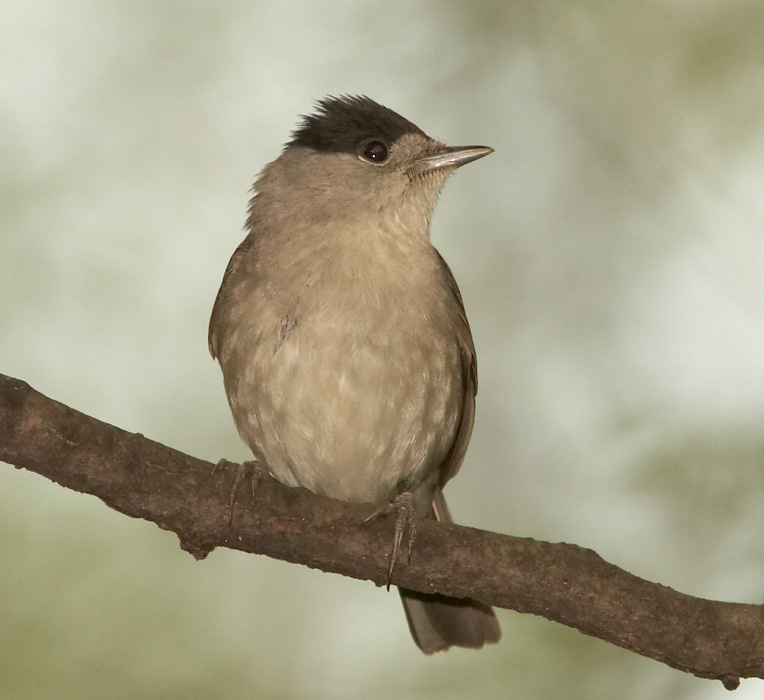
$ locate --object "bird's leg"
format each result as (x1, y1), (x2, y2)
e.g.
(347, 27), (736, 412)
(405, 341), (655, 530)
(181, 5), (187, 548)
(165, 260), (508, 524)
(363, 491), (416, 590)
(212, 458), (267, 526)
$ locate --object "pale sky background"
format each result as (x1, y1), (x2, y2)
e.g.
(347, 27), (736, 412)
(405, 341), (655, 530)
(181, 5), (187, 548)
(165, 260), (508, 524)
(2, 2), (764, 699)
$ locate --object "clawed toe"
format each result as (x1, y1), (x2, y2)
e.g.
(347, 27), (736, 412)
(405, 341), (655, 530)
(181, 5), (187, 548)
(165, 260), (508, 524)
(364, 492), (417, 590)
(212, 458), (266, 526)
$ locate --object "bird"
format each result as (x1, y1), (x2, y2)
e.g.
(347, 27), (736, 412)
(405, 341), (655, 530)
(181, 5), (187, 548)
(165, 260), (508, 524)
(208, 95), (500, 653)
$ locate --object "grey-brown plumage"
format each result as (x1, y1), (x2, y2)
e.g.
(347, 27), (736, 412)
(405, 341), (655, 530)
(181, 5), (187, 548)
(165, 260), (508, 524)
(209, 95), (500, 653)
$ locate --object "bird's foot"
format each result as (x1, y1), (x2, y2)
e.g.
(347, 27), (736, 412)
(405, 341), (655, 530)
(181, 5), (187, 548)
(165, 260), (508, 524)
(364, 491), (416, 590)
(212, 458), (267, 526)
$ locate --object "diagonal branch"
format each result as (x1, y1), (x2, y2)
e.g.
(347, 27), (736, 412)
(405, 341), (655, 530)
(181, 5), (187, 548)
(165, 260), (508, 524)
(0, 372), (762, 689)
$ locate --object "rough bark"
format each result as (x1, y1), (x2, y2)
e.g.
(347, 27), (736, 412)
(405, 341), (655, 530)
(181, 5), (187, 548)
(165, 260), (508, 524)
(0, 372), (761, 689)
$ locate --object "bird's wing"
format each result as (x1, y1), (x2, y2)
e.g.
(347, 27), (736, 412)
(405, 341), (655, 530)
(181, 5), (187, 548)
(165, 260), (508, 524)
(435, 251), (477, 489)
(208, 238), (250, 360)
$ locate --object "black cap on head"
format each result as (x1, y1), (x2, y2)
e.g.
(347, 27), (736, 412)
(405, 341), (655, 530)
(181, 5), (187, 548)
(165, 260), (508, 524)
(287, 95), (428, 155)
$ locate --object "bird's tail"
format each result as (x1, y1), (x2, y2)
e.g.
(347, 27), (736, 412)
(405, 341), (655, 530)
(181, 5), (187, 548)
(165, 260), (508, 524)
(398, 490), (501, 654)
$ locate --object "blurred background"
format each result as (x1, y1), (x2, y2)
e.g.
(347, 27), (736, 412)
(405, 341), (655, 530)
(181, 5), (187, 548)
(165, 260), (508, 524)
(2, 2), (763, 698)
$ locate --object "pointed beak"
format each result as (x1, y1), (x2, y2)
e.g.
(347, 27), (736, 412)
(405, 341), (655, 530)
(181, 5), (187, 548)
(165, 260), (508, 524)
(414, 145), (494, 173)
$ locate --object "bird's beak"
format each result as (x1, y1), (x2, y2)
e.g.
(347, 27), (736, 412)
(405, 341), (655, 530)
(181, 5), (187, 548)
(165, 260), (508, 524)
(414, 145), (494, 173)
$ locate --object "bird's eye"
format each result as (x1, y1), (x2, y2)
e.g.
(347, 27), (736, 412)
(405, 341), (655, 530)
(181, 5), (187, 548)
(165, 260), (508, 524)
(361, 140), (389, 163)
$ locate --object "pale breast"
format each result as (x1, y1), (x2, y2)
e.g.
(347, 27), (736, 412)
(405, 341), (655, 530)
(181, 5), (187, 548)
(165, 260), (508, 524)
(225, 239), (465, 505)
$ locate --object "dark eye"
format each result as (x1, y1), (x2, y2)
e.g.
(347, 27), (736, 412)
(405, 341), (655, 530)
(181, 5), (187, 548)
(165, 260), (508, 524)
(361, 140), (389, 163)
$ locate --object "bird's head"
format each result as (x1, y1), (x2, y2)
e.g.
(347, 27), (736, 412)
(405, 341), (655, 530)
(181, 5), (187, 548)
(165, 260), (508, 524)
(252, 95), (492, 235)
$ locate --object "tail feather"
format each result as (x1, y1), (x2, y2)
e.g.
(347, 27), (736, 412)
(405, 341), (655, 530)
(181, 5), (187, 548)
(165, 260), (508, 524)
(399, 588), (501, 654)
(399, 488), (501, 654)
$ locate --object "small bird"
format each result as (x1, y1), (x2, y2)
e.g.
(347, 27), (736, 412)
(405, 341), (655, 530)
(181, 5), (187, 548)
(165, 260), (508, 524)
(209, 95), (500, 653)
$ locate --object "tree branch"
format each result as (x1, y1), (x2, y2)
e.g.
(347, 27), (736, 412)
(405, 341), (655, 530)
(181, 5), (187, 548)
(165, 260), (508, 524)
(0, 372), (761, 689)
